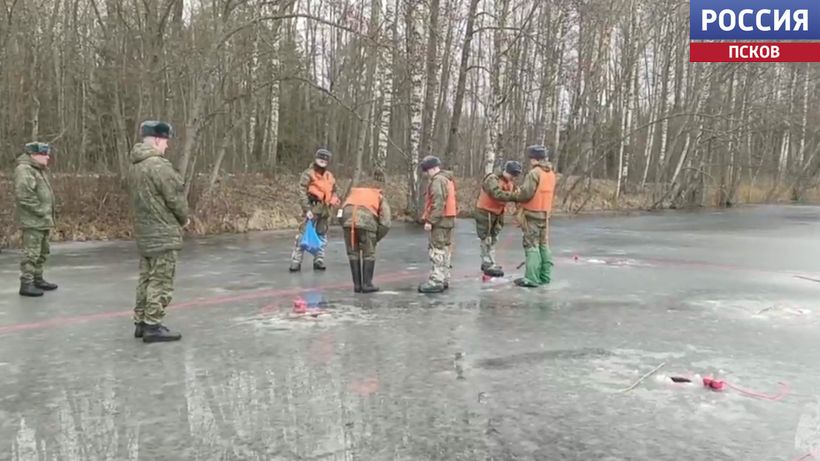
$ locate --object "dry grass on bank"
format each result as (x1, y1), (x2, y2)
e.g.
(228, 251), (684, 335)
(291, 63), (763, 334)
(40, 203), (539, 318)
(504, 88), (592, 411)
(1, 173), (817, 248)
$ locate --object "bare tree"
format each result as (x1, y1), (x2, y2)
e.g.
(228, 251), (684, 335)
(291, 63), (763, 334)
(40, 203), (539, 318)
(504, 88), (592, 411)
(0, 0), (816, 229)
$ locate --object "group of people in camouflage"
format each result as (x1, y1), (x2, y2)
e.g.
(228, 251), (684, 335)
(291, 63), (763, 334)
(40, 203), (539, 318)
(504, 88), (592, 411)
(287, 144), (556, 294)
(12, 120), (555, 344)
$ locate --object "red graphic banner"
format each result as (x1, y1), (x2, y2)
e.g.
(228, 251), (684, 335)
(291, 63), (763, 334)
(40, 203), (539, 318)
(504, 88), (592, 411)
(690, 42), (820, 62)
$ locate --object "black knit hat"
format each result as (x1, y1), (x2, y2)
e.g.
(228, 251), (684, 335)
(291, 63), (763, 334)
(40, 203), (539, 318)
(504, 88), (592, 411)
(140, 120), (174, 139)
(526, 145), (551, 161)
(315, 148), (332, 161)
(504, 160), (522, 176)
(419, 155), (441, 172)
(25, 142), (51, 156)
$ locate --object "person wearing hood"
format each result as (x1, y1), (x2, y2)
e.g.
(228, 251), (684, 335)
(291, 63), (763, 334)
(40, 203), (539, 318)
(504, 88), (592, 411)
(418, 155), (458, 294)
(14, 142), (57, 297)
(474, 160), (521, 278)
(512, 145), (556, 288)
(127, 120), (189, 343)
(289, 148), (341, 272)
(338, 177), (391, 293)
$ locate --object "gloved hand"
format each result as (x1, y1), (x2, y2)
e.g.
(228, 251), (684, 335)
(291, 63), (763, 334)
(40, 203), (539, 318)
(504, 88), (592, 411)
(424, 222), (432, 231)
(306, 210), (314, 220)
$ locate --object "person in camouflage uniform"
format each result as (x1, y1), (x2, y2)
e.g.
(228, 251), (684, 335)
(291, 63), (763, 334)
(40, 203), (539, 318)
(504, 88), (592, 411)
(418, 155), (458, 294)
(14, 142), (57, 297)
(474, 160), (522, 278)
(339, 178), (391, 293)
(512, 145), (557, 288)
(289, 148), (341, 272)
(128, 121), (189, 343)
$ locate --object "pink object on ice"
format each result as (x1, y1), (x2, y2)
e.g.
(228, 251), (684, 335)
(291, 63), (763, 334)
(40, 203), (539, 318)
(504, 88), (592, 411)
(293, 298), (308, 314)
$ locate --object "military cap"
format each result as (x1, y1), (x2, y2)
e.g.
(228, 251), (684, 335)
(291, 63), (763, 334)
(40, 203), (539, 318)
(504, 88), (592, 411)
(140, 120), (174, 139)
(504, 160), (523, 176)
(419, 155), (441, 172)
(25, 142), (51, 155)
(526, 144), (551, 161)
(315, 148), (333, 161)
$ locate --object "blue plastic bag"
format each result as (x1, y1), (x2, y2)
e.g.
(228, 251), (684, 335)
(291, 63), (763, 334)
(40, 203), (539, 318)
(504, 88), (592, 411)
(299, 219), (323, 255)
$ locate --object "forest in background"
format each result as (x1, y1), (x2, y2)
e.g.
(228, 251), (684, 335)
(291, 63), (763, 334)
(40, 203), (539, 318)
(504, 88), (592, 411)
(1, 0), (819, 245)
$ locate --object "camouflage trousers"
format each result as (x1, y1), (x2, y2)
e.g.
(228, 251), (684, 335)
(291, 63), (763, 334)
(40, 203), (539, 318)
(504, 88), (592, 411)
(19, 229), (50, 283)
(343, 227), (376, 261)
(522, 217), (549, 249)
(474, 210), (504, 269)
(519, 217), (553, 286)
(291, 217), (328, 265)
(134, 250), (178, 326)
(427, 226), (453, 285)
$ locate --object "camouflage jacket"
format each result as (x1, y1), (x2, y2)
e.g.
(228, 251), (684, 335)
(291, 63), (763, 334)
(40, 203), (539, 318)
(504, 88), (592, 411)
(340, 193), (392, 241)
(515, 161), (553, 221)
(298, 164), (338, 218)
(426, 170), (456, 229)
(127, 143), (189, 256)
(14, 154), (55, 230)
(481, 170), (518, 201)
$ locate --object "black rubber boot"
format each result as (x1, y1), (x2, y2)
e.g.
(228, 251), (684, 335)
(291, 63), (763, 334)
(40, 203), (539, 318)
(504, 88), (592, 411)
(514, 278), (540, 288)
(313, 260), (327, 271)
(349, 260), (362, 293)
(361, 260), (379, 293)
(482, 266), (504, 278)
(19, 281), (43, 297)
(142, 324), (182, 343)
(289, 262), (301, 272)
(134, 322), (145, 338)
(34, 277), (58, 291)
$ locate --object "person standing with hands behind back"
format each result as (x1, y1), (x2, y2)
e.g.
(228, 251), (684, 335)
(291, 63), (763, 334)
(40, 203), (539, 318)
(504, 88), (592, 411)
(14, 142), (57, 297)
(128, 120), (189, 343)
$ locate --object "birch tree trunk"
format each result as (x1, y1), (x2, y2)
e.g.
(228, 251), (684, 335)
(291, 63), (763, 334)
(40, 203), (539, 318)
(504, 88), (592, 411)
(419, 0), (440, 158)
(484, 0), (509, 175)
(404, 0), (425, 217)
(374, 0), (396, 182)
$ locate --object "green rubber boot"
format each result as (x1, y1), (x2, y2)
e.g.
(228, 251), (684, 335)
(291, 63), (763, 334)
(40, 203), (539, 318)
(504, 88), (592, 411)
(514, 248), (542, 288)
(538, 245), (553, 285)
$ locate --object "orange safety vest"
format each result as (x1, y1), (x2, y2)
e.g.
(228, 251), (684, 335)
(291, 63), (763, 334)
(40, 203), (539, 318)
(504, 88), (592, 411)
(522, 168), (556, 213)
(343, 187), (380, 215)
(343, 187), (381, 246)
(476, 174), (515, 215)
(423, 174), (458, 221)
(307, 169), (336, 205)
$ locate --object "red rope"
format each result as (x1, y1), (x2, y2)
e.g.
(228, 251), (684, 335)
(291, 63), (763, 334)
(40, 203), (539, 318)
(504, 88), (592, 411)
(725, 381), (790, 401)
(792, 451), (817, 461)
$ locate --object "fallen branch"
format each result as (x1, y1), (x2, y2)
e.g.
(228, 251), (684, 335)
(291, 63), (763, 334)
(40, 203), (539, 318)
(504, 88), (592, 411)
(619, 361), (666, 393)
(795, 275), (820, 284)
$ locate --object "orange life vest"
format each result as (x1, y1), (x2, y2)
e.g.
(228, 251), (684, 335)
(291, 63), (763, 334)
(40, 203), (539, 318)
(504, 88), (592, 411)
(423, 174), (458, 221)
(522, 167), (556, 213)
(343, 187), (382, 246)
(307, 169), (336, 205)
(476, 174), (514, 215)
(343, 187), (381, 216)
